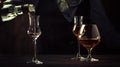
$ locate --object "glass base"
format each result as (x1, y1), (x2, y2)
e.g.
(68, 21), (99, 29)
(71, 53), (86, 61)
(27, 59), (43, 64)
(71, 56), (86, 61)
(86, 58), (99, 62)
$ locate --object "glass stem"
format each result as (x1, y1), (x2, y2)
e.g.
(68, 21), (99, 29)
(77, 40), (81, 57)
(87, 49), (92, 60)
(33, 38), (37, 60)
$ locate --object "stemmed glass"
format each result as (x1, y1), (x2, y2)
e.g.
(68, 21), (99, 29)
(27, 9), (43, 64)
(78, 24), (100, 62)
(71, 16), (86, 61)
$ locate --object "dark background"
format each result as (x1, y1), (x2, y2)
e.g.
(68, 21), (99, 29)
(0, 0), (120, 55)
(101, 0), (119, 32)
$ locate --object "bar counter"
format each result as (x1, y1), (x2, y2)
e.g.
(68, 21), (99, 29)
(0, 54), (120, 67)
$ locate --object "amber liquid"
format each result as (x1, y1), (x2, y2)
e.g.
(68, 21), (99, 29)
(73, 26), (80, 37)
(78, 38), (100, 50)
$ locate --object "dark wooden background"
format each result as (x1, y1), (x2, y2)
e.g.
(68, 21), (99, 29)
(0, 0), (119, 55)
